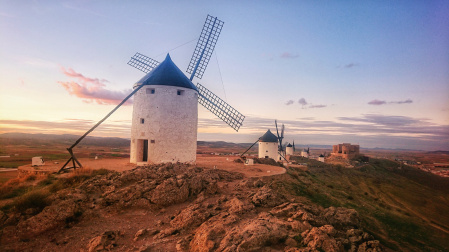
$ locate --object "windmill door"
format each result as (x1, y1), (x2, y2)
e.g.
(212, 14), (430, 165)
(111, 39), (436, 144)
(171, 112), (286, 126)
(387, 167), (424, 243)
(142, 140), (148, 162)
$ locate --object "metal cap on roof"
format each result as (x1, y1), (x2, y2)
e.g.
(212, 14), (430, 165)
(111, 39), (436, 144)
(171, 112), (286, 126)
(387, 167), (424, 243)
(259, 129), (278, 142)
(286, 143), (292, 147)
(135, 54), (198, 91)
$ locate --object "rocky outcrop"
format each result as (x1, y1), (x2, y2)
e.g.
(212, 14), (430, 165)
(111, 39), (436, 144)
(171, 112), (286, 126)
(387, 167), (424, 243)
(12, 164), (242, 240)
(87, 231), (121, 252)
(2, 163), (383, 251)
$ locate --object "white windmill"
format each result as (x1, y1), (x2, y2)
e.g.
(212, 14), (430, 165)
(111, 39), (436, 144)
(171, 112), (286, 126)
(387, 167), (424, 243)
(59, 15), (245, 172)
(240, 120), (288, 161)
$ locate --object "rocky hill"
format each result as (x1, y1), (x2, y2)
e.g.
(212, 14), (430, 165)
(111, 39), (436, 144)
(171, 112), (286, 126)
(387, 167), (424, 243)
(1, 163), (383, 251)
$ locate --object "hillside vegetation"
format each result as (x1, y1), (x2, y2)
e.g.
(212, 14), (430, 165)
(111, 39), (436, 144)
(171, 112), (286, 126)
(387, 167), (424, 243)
(284, 157), (449, 251)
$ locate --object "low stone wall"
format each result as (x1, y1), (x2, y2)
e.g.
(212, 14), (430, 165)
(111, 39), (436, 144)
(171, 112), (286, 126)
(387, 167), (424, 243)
(17, 166), (57, 177)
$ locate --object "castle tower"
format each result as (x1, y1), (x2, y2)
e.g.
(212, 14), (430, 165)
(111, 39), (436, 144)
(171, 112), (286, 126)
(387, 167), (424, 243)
(130, 54), (198, 164)
(258, 129), (279, 159)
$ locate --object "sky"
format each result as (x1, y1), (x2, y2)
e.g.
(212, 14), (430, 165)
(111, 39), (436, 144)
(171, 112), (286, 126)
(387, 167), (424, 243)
(0, 0), (448, 151)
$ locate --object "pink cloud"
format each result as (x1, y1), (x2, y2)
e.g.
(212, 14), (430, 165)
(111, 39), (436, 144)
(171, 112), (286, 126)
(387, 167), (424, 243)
(58, 67), (132, 105)
(368, 99), (386, 105)
(61, 67), (109, 86)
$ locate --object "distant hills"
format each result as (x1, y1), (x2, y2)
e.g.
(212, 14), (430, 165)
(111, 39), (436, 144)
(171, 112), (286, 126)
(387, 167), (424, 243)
(0, 133), (130, 147)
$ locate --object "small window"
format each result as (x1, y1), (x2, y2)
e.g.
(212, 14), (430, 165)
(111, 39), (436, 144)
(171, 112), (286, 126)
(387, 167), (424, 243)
(150, 140), (155, 143)
(140, 118), (144, 124)
(146, 88), (155, 94)
(177, 90), (184, 96)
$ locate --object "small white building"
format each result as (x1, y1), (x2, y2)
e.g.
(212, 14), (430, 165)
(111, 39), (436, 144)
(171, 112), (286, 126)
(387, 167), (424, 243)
(317, 154), (325, 162)
(130, 54), (198, 164)
(244, 158), (254, 165)
(258, 130), (279, 160)
(32, 156), (45, 166)
(285, 143), (294, 156)
(301, 148), (310, 158)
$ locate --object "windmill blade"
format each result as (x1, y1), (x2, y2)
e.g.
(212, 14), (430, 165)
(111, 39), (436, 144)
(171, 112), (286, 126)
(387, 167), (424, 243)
(275, 120), (280, 138)
(281, 124), (285, 139)
(196, 83), (244, 132)
(187, 15), (224, 80)
(128, 52), (160, 73)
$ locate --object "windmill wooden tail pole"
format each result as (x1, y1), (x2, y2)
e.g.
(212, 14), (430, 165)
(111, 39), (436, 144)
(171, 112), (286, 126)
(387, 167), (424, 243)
(58, 85), (143, 173)
(240, 138), (260, 159)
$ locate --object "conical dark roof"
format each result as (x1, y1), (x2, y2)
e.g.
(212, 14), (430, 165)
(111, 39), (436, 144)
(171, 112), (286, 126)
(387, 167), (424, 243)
(135, 54), (198, 91)
(259, 129), (278, 142)
(286, 143), (292, 147)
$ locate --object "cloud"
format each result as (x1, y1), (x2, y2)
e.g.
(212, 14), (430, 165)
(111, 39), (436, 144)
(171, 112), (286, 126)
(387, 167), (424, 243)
(59, 67), (132, 105)
(390, 99), (413, 104)
(280, 52), (299, 59)
(308, 104), (327, 109)
(298, 98), (308, 106)
(285, 100), (294, 105)
(344, 63), (358, 68)
(338, 114), (421, 127)
(61, 67), (109, 85)
(1, 114), (448, 150)
(368, 99), (386, 105)
(368, 98), (414, 106)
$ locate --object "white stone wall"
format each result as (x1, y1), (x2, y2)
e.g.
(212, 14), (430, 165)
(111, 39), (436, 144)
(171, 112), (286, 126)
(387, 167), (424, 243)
(130, 85), (198, 164)
(258, 141), (278, 160)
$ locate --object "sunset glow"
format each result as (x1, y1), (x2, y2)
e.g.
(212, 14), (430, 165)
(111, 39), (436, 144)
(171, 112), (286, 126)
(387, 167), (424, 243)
(0, 1), (448, 150)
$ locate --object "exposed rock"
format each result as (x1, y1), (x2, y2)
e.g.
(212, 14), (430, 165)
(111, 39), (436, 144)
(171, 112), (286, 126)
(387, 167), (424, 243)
(251, 185), (285, 207)
(322, 206), (360, 229)
(217, 212), (289, 251)
(150, 178), (190, 206)
(170, 204), (211, 231)
(225, 197), (255, 214)
(189, 213), (239, 251)
(17, 197), (82, 239)
(301, 225), (343, 251)
(133, 228), (148, 241)
(87, 231), (121, 252)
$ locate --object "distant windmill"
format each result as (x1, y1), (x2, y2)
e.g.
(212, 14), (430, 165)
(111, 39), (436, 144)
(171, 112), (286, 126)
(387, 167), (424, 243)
(240, 120), (287, 161)
(275, 120), (288, 161)
(59, 15), (245, 172)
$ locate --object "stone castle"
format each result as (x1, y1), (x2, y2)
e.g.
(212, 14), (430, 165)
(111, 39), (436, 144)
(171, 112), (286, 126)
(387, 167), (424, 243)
(332, 143), (360, 160)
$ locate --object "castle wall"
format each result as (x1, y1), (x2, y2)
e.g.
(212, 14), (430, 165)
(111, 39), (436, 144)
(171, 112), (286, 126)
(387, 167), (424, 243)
(130, 85), (198, 164)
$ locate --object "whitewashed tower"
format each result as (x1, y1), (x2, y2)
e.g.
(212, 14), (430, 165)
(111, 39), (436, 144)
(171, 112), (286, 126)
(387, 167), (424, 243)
(130, 54), (198, 164)
(285, 143), (294, 156)
(258, 130), (279, 159)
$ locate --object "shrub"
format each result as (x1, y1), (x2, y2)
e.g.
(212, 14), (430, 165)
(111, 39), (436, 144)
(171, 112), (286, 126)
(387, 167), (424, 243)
(14, 190), (50, 214)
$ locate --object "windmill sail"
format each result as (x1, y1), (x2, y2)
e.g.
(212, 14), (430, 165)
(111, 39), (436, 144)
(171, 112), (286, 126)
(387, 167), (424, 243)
(127, 15), (244, 132)
(127, 53), (245, 131)
(196, 83), (245, 131)
(187, 15), (224, 80)
(128, 53), (160, 73)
